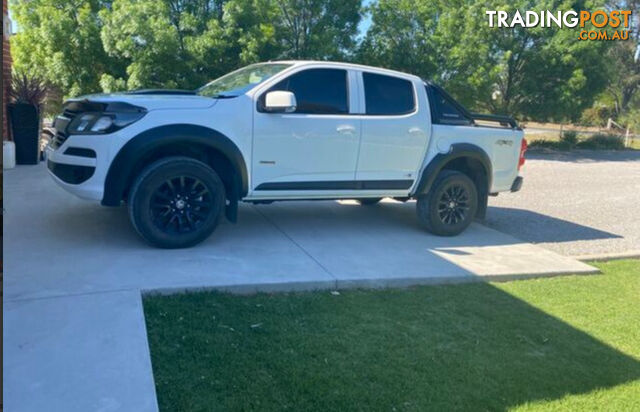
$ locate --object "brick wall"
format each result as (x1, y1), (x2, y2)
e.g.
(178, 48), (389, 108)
(2, 0), (11, 141)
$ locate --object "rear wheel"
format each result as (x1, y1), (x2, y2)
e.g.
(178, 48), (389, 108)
(128, 157), (225, 248)
(355, 198), (383, 205)
(416, 170), (477, 236)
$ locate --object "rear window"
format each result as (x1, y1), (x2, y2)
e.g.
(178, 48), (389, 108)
(427, 85), (472, 125)
(363, 72), (415, 115)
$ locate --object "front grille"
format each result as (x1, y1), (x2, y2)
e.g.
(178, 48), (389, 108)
(50, 111), (76, 149)
(50, 131), (68, 149)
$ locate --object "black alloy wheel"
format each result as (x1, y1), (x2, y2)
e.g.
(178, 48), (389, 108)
(128, 157), (225, 248)
(416, 170), (478, 236)
(436, 183), (470, 225)
(150, 176), (214, 234)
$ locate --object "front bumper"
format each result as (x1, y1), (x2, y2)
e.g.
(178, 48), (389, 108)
(45, 135), (109, 202)
(510, 176), (523, 192)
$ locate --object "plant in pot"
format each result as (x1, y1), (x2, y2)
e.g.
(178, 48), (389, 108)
(8, 72), (49, 165)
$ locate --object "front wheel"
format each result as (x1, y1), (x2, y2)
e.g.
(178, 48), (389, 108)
(128, 157), (226, 248)
(416, 170), (478, 236)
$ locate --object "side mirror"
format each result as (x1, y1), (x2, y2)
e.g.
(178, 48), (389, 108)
(264, 91), (297, 113)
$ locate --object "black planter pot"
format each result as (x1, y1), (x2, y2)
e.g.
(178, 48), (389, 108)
(8, 103), (40, 165)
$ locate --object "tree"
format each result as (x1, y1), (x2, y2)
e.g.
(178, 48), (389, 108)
(359, 0), (610, 122)
(275, 0), (360, 59)
(605, 0), (639, 115)
(224, 0), (361, 61)
(12, 0), (361, 100)
(10, 0), (119, 99)
(358, 0), (439, 77)
(99, 0), (230, 90)
(99, 0), (361, 89)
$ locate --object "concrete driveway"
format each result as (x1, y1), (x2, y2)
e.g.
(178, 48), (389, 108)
(3, 164), (595, 411)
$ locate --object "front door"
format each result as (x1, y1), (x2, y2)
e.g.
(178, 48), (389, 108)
(251, 68), (360, 194)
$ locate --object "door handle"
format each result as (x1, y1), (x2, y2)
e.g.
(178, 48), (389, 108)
(408, 127), (424, 135)
(336, 124), (356, 135)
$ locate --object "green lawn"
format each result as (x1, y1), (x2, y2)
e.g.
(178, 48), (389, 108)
(144, 260), (640, 411)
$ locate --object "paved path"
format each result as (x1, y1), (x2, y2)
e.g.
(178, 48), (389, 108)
(487, 150), (640, 257)
(4, 164), (596, 411)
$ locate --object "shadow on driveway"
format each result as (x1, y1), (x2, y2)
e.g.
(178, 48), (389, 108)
(485, 206), (622, 244)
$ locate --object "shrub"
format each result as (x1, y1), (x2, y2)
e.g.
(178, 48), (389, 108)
(619, 108), (640, 134)
(577, 133), (625, 150)
(560, 131), (578, 146)
(528, 140), (565, 150)
(580, 105), (614, 127)
(9, 72), (49, 106)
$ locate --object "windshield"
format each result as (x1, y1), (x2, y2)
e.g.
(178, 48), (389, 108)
(196, 63), (293, 98)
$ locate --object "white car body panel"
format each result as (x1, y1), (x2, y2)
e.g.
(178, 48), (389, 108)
(424, 125), (521, 193)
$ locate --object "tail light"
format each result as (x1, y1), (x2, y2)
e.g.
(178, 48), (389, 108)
(518, 138), (527, 170)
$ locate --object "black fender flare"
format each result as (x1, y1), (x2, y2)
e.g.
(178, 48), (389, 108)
(413, 143), (492, 218)
(102, 124), (248, 206)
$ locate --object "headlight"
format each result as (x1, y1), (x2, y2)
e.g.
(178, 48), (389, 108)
(67, 108), (146, 135)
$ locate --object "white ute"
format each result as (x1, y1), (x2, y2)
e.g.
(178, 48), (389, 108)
(46, 61), (526, 248)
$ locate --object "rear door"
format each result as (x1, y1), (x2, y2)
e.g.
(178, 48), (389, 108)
(356, 72), (429, 190)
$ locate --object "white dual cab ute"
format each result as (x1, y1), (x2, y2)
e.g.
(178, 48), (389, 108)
(46, 61), (526, 248)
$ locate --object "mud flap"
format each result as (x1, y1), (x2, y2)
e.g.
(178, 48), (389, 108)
(225, 177), (240, 223)
(476, 190), (488, 221)
(225, 198), (238, 223)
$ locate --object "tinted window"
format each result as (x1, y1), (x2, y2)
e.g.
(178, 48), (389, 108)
(363, 72), (415, 115)
(428, 86), (472, 125)
(263, 68), (348, 114)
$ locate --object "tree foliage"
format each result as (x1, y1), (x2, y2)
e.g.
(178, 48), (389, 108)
(11, 0), (116, 98)
(10, 0), (634, 125)
(359, 0), (612, 122)
(604, 1), (639, 114)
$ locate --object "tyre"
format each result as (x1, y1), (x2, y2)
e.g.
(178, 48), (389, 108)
(355, 197), (383, 205)
(128, 156), (226, 248)
(416, 170), (478, 236)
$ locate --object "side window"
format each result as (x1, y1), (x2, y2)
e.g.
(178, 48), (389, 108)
(261, 68), (348, 114)
(428, 86), (472, 125)
(363, 72), (415, 115)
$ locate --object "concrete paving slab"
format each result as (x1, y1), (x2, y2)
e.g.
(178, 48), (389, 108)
(255, 199), (597, 287)
(3, 290), (158, 412)
(431, 243), (598, 277)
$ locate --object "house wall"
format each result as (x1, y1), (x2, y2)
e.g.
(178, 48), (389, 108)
(2, 0), (11, 141)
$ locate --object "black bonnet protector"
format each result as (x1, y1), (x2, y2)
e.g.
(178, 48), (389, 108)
(124, 89), (196, 95)
(63, 99), (147, 114)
